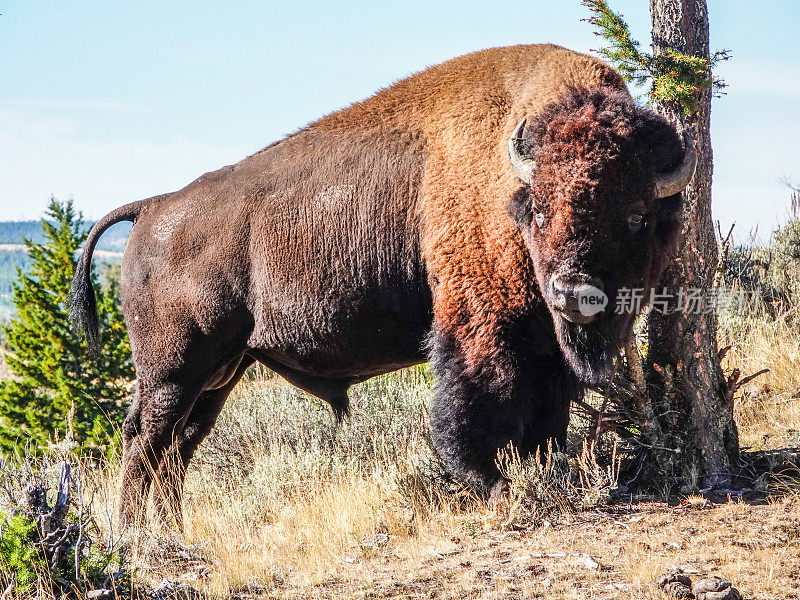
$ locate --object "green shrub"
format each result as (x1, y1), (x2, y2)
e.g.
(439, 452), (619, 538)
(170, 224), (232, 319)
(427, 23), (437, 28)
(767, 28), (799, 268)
(770, 219), (800, 306)
(0, 512), (44, 589)
(0, 458), (127, 597)
(720, 219), (800, 330)
(0, 198), (134, 456)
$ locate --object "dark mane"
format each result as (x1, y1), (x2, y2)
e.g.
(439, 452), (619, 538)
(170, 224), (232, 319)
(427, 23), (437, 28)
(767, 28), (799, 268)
(528, 86), (684, 181)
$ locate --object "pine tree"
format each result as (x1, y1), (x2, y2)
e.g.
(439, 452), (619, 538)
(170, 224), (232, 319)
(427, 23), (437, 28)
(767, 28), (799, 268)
(0, 198), (133, 456)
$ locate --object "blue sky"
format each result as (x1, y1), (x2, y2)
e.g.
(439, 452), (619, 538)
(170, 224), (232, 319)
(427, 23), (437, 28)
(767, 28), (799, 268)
(1, 0), (798, 242)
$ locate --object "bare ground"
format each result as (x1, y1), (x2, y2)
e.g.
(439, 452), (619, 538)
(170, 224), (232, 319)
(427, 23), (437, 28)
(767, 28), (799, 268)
(141, 491), (800, 600)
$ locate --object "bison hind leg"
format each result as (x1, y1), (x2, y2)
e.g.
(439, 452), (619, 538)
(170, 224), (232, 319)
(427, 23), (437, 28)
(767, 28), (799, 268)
(152, 355), (255, 529)
(119, 379), (204, 528)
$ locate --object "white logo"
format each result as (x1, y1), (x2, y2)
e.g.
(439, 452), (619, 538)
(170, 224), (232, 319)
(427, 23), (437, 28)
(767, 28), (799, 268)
(577, 285), (608, 316)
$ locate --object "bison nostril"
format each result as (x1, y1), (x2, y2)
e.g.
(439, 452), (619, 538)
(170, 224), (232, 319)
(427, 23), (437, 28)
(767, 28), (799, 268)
(550, 276), (606, 317)
(551, 278), (579, 311)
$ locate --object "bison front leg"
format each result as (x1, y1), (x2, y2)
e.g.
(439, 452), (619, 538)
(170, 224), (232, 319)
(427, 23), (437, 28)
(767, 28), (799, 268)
(428, 325), (580, 498)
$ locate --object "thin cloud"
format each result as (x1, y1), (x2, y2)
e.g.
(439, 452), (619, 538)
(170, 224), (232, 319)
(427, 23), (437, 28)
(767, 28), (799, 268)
(0, 108), (243, 220)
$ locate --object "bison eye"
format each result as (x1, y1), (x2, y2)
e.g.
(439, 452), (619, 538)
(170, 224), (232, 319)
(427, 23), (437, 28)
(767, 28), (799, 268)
(627, 213), (644, 232)
(533, 204), (546, 229)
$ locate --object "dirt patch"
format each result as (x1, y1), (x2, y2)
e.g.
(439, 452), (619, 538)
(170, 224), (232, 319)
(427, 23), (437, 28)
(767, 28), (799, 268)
(157, 494), (800, 599)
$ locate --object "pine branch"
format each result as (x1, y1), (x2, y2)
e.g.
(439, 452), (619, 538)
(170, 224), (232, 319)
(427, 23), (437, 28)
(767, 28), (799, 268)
(581, 0), (652, 84)
(581, 0), (729, 115)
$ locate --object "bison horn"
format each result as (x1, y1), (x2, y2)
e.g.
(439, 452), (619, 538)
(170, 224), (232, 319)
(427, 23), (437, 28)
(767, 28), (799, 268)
(507, 118), (536, 185)
(654, 129), (698, 198)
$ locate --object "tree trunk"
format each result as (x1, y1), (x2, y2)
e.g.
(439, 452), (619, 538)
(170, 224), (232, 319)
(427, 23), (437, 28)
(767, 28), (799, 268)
(643, 0), (739, 491)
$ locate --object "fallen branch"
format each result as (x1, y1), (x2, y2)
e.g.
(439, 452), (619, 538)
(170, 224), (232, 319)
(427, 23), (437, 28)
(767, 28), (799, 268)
(733, 368), (770, 392)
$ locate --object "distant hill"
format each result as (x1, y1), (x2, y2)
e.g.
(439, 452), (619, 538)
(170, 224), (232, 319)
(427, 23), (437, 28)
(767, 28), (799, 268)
(0, 220), (131, 323)
(0, 220), (132, 252)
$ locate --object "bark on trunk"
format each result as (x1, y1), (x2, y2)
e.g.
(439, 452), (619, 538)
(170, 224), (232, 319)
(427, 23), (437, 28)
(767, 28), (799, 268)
(643, 0), (739, 491)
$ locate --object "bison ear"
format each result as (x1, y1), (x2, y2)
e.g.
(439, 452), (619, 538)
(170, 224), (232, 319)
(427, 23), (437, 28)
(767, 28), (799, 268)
(507, 187), (533, 228)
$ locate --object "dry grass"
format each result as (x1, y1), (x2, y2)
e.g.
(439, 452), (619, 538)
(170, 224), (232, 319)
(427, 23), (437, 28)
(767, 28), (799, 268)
(720, 302), (800, 451)
(106, 366), (796, 599)
(3, 267), (800, 598)
(173, 367), (447, 593)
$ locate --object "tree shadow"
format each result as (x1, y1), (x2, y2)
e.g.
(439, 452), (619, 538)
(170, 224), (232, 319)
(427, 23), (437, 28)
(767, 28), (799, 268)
(597, 446), (800, 509)
(731, 447), (800, 505)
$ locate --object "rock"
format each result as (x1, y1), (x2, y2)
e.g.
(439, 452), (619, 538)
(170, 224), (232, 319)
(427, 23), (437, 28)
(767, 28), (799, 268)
(361, 533), (389, 549)
(694, 576), (731, 593)
(86, 590), (112, 599)
(664, 582), (695, 598)
(657, 572), (693, 588)
(576, 554), (600, 570)
(149, 578), (201, 600)
(693, 576), (742, 600)
(657, 572), (694, 598)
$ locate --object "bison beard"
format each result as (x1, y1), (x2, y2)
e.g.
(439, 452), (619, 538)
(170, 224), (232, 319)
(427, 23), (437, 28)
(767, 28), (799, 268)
(557, 318), (619, 385)
(69, 45), (690, 524)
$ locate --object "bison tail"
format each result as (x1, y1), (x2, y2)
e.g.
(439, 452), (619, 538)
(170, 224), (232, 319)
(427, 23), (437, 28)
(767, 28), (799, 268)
(69, 198), (152, 353)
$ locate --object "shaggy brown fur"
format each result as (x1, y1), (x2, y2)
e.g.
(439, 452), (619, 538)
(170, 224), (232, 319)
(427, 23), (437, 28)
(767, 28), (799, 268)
(70, 44), (686, 523)
(354, 45), (629, 384)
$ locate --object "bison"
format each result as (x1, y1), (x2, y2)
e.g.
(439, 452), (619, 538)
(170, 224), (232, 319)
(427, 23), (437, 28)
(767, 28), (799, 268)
(70, 44), (695, 525)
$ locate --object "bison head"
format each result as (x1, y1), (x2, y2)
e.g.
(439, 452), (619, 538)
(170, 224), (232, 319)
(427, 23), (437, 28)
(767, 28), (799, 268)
(507, 87), (695, 385)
